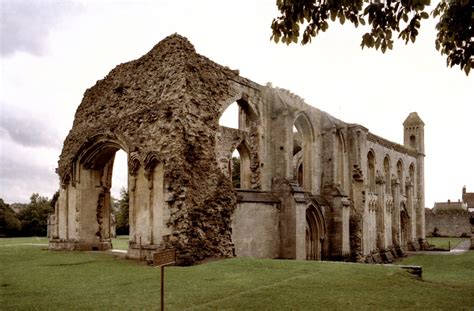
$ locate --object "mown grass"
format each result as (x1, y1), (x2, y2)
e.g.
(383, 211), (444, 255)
(111, 235), (129, 250)
(0, 236), (48, 246)
(1, 237), (473, 310)
(0, 236), (129, 250)
(426, 237), (469, 250)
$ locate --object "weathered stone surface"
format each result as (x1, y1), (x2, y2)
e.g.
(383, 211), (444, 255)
(51, 33), (427, 265)
(425, 207), (471, 237)
(372, 253), (383, 264)
(381, 251), (394, 263)
(56, 34), (241, 264)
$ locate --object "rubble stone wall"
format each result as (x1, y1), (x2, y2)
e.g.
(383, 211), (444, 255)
(425, 209), (471, 237)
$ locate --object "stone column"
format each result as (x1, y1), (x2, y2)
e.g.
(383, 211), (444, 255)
(392, 179), (401, 246)
(376, 171), (385, 250)
(350, 165), (364, 261)
(405, 179), (416, 249)
(416, 154), (426, 243)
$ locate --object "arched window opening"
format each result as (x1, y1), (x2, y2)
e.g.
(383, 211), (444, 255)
(297, 163), (303, 186)
(397, 160), (404, 195)
(219, 102), (239, 129)
(292, 127), (303, 185)
(384, 156), (391, 194)
(336, 132), (346, 191)
(367, 151), (376, 193)
(219, 99), (257, 131)
(230, 149), (241, 188)
(293, 114), (313, 190)
(409, 135), (416, 148)
(229, 143), (251, 189)
(111, 150), (129, 236)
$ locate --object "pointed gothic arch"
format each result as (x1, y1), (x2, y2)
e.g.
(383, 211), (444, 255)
(230, 140), (252, 189)
(367, 150), (376, 193)
(305, 204), (326, 260)
(68, 135), (129, 251)
(293, 112), (314, 191)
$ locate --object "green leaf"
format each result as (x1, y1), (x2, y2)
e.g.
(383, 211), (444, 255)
(359, 17), (366, 25)
(387, 40), (393, 50)
(402, 13), (408, 23)
(420, 12), (429, 19)
(340, 14), (346, 25)
(273, 34), (280, 44)
(375, 37), (381, 49)
(464, 62), (471, 76)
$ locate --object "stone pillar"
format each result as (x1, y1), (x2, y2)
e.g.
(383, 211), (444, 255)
(392, 179), (401, 246)
(405, 179), (416, 249)
(350, 165), (364, 260)
(416, 154), (426, 243)
(376, 172), (385, 250)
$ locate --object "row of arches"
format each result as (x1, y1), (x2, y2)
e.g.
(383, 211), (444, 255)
(219, 98), (256, 190)
(366, 150), (415, 195)
(219, 98), (318, 191)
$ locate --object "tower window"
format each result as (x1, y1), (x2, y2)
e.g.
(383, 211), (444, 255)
(409, 135), (416, 148)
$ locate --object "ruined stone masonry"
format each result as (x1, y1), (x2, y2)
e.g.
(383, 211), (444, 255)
(50, 34), (427, 264)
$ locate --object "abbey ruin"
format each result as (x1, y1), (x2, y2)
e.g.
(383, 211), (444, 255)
(49, 34), (427, 264)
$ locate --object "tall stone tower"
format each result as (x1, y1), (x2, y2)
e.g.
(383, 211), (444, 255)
(403, 112), (424, 153)
(403, 112), (426, 245)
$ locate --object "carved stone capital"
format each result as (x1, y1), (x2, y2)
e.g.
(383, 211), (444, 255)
(352, 165), (363, 182)
(128, 151), (140, 176)
(375, 170), (385, 184)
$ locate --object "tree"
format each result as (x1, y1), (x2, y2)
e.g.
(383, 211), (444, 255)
(0, 198), (22, 236)
(231, 156), (241, 188)
(114, 187), (129, 235)
(17, 193), (53, 236)
(271, 0), (473, 75)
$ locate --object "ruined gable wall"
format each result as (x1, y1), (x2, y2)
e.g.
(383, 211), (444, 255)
(57, 34), (259, 264)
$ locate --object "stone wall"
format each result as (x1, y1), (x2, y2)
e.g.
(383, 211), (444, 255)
(232, 201), (280, 258)
(52, 33), (427, 264)
(425, 208), (471, 237)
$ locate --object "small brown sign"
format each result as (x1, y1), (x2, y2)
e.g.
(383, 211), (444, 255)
(153, 248), (176, 266)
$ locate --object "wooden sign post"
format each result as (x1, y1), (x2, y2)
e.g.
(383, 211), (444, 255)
(154, 249), (176, 311)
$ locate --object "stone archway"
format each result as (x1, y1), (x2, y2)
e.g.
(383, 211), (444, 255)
(305, 204), (326, 260)
(49, 136), (129, 251)
(293, 113), (314, 191)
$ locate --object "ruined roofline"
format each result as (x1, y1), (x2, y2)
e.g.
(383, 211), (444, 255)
(366, 132), (418, 157)
(162, 34), (261, 90)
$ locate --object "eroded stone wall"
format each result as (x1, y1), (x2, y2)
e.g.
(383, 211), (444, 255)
(53, 33), (426, 264)
(56, 34), (256, 264)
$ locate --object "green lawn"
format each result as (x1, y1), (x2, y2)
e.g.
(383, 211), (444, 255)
(1, 237), (473, 310)
(112, 235), (129, 250)
(426, 237), (469, 250)
(0, 236), (48, 245)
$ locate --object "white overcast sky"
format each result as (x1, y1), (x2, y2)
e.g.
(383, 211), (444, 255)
(0, 0), (472, 208)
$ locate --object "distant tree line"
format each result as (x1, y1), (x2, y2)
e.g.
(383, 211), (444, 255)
(0, 192), (57, 237)
(1, 187), (130, 237)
